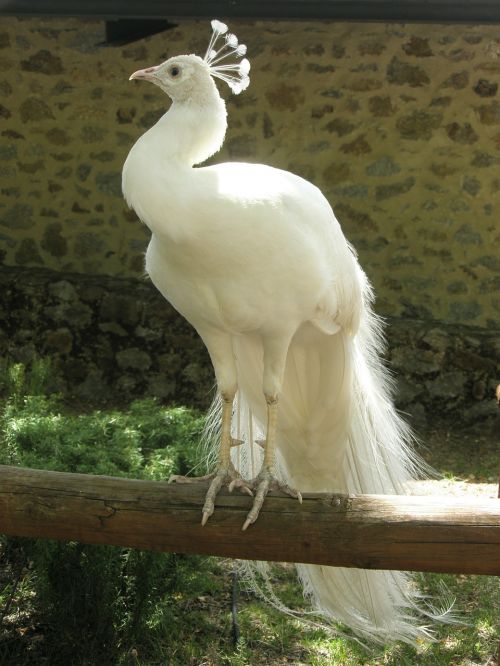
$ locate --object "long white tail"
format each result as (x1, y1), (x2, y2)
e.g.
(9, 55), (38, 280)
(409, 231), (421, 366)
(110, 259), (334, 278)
(204, 299), (447, 644)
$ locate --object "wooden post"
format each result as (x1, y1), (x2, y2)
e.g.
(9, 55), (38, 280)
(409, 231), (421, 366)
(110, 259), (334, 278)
(0, 465), (499, 575)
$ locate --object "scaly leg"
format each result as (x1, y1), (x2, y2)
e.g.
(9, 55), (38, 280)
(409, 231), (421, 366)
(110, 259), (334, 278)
(201, 393), (253, 526)
(170, 391), (253, 523)
(242, 395), (302, 530)
(241, 332), (303, 530)
(171, 328), (255, 525)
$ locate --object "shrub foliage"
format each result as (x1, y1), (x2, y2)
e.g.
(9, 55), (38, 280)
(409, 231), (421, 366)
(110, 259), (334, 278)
(0, 360), (216, 665)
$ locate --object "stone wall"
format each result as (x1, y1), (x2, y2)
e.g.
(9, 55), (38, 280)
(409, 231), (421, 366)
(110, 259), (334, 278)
(0, 17), (499, 422)
(1, 267), (498, 424)
(0, 266), (213, 409)
(0, 17), (499, 327)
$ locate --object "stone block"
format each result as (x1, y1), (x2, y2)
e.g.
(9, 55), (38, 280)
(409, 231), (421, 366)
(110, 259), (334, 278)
(425, 371), (468, 400)
(116, 347), (152, 371)
(387, 57), (430, 86)
(21, 49), (63, 75)
(473, 79), (498, 97)
(376, 177), (415, 200)
(19, 97), (54, 122)
(1, 204), (34, 229)
(396, 110), (442, 140)
(402, 36), (433, 57)
(45, 327), (73, 354)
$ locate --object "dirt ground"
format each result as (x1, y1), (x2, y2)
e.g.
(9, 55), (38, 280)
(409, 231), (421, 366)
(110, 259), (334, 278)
(412, 419), (499, 489)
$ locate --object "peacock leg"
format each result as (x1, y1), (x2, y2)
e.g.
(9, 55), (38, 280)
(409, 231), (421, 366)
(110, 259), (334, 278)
(200, 393), (253, 526)
(168, 396), (234, 488)
(242, 395), (302, 531)
(170, 392), (252, 520)
(169, 328), (252, 524)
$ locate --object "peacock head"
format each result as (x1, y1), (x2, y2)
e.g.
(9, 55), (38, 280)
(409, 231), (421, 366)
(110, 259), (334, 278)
(130, 54), (215, 103)
(129, 20), (250, 103)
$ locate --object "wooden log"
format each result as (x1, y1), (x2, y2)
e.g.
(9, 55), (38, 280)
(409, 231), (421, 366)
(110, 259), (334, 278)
(0, 464), (499, 575)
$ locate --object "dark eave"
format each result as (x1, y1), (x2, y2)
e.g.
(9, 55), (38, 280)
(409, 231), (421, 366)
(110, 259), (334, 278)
(1, 0), (500, 23)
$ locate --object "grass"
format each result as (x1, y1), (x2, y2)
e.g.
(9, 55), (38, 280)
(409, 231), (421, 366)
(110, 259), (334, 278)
(0, 359), (498, 665)
(418, 424), (499, 485)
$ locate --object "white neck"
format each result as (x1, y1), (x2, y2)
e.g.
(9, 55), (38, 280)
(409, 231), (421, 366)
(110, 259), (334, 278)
(148, 95), (227, 167)
(122, 92), (227, 239)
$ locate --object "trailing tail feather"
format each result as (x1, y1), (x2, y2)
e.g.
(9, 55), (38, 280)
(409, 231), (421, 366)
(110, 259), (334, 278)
(202, 280), (450, 645)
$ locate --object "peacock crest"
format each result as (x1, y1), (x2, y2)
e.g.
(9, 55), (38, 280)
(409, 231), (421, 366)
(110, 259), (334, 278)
(204, 19), (251, 94)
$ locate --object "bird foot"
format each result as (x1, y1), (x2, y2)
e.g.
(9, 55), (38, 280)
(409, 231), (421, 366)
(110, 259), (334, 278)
(170, 438), (252, 525)
(241, 469), (302, 531)
(200, 465), (254, 526)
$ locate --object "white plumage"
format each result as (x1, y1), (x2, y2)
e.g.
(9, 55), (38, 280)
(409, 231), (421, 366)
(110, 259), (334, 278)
(122, 21), (444, 644)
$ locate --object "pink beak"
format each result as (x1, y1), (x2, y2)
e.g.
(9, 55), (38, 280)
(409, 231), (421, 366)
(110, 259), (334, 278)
(129, 65), (160, 81)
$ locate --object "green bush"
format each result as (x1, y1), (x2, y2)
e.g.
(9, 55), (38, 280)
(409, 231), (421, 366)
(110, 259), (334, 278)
(0, 360), (204, 478)
(0, 360), (217, 665)
(0, 361), (498, 665)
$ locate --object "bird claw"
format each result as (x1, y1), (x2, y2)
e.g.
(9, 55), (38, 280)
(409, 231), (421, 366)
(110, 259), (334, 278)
(228, 477), (254, 496)
(241, 471), (302, 531)
(201, 470), (225, 525)
(199, 466), (254, 526)
(170, 464), (301, 529)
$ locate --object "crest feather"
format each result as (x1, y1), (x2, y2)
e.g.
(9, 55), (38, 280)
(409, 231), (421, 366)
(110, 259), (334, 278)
(203, 20), (250, 94)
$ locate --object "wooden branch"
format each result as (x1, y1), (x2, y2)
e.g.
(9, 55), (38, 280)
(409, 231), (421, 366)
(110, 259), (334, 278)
(0, 465), (498, 575)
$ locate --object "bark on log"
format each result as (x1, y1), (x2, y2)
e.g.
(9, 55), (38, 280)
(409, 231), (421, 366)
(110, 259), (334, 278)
(0, 465), (499, 575)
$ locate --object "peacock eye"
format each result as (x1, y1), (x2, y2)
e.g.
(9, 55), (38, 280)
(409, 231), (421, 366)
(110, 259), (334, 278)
(169, 65), (181, 78)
